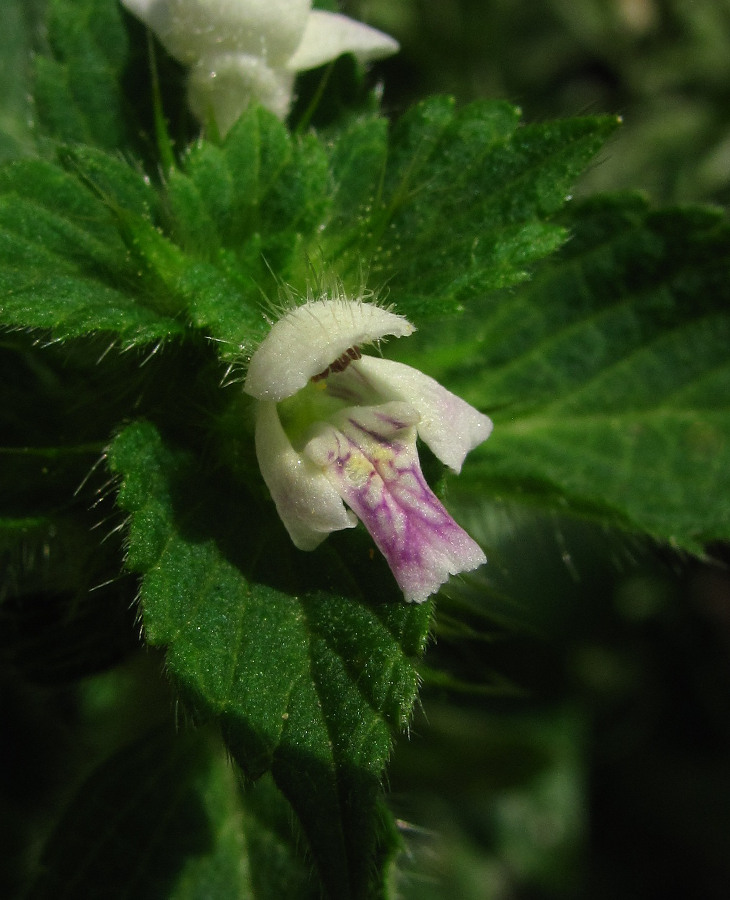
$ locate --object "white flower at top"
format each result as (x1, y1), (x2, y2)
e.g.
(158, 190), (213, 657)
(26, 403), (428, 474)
(243, 293), (493, 603)
(120, 0), (400, 133)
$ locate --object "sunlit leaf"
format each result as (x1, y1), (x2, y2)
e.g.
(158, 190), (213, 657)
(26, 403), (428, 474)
(433, 194), (730, 550)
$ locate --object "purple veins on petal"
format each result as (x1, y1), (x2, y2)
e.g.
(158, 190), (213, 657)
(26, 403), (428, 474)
(304, 402), (486, 603)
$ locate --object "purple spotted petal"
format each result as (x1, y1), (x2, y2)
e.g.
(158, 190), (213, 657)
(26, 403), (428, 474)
(304, 402), (486, 603)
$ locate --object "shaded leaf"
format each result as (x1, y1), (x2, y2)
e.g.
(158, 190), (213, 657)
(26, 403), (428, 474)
(0, 510), (139, 683)
(27, 726), (318, 899)
(33, 0), (131, 149)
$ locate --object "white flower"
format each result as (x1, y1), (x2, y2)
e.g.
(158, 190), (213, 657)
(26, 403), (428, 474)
(121, 0), (399, 133)
(243, 294), (493, 603)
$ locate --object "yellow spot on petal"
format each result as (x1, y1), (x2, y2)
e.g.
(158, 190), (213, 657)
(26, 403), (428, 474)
(344, 454), (373, 487)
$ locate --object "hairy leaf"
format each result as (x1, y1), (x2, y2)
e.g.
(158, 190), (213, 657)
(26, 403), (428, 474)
(321, 97), (619, 318)
(435, 194), (730, 550)
(1, 96), (616, 355)
(108, 420), (431, 899)
(0, 154), (186, 345)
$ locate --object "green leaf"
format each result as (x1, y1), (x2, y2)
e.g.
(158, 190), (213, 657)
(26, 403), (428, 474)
(27, 726), (318, 899)
(166, 106), (330, 282)
(108, 420), (431, 899)
(320, 98), (620, 319)
(160, 107), (336, 353)
(326, 114), (389, 239)
(446, 194), (730, 550)
(1, 99), (615, 356)
(33, 0), (131, 149)
(0, 144), (260, 348)
(0, 106), (330, 355)
(57, 144), (157, 218)
(0, 153), (187, 345)
(163, 100), (616, 348)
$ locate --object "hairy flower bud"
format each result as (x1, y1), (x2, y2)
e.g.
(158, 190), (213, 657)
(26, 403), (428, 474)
(121, 0), (399, 132)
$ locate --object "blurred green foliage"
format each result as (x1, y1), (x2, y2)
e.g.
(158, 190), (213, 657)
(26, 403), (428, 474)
(354, 0), (730, 204)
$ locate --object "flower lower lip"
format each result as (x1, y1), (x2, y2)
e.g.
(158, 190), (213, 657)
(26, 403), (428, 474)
(303, 403), (487, 603)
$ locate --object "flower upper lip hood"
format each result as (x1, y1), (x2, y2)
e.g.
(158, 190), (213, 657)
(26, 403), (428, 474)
(244, 299), (415, 402)
(120, 0), (399, 131)
(243, 294), (493, 603)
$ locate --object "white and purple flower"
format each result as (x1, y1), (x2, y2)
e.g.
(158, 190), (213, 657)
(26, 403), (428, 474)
(120, 0), (399, 134)
(243, 294), (492, 603)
